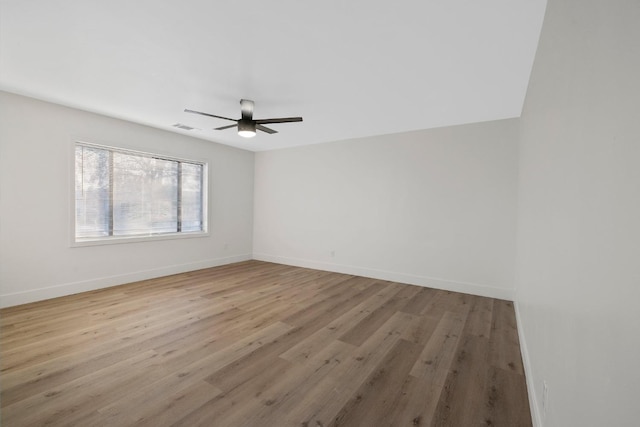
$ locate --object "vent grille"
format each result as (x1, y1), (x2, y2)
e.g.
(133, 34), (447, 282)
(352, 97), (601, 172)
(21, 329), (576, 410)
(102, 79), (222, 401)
(172, 123), (196, 131)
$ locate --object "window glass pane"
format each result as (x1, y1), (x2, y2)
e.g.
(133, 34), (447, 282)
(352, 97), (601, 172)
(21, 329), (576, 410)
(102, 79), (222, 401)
(112, 153), (178, 236)
(75, 146), (110, 238)
(181, 163), (203, 232)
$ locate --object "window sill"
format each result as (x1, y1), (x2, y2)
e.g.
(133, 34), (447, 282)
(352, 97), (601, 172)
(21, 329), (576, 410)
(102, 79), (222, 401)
(71, 231), (209, 248)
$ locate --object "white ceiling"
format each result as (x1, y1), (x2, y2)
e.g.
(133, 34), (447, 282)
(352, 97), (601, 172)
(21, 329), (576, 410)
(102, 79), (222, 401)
(0, 0), (546, 152)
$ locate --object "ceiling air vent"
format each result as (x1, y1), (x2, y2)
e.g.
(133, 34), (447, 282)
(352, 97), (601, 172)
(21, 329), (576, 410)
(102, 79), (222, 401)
(172, 123), (196, 131)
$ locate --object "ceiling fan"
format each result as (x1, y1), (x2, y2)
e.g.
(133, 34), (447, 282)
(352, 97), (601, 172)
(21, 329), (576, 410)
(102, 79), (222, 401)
(184, 99), (302, 138)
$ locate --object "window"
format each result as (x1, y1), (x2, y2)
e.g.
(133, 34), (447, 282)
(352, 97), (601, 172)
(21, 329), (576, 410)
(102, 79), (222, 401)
(74, 143), (206, 243)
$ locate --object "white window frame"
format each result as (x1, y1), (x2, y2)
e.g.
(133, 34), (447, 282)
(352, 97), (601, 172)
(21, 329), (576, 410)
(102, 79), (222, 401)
(71, 141), (209, 247)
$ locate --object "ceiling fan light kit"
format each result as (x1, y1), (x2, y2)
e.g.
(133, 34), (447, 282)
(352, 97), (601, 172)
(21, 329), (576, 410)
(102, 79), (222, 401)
(237, 120), (257, 138)
(185, 99), (302, 138)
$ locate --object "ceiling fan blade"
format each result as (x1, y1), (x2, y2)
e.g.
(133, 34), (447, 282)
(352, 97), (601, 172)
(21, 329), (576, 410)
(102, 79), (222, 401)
(240, 99), (254, 120)
(184, 109), (236, 122)
(255, 117), (303, 124)
(215, 124), (237, 131)
(256, 124), (278, 134)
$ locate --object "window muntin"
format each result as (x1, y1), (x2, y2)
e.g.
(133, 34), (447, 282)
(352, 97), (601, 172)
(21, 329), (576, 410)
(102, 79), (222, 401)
(75, 143), (206, 242)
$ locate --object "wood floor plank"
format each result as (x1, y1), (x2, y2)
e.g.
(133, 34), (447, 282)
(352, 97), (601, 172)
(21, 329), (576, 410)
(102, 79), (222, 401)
(0, 260), (532, 426)
(400, 313), (440, 346)
(478, 366), (533, 427)
(281, 276), (381, 328)
(330, 338), (423, 427)
(409, 311), (466, 382)
(1, 304), (243, 403)
(211, 339), (358, 427)
(337, 284), (421, 347)
(2, 349), (160, 426)
(202, 279), (383, 393)
(285, 311), (418, 426)
(489, 299), (526, 374)
(430, 335), (493, 426)
(169, 339), (355, 427)
(379, 373), (444, 426)
(464, 296), (494, 338)
(1, 291), (225, 367)
(94, 377), (222, 426)
(279, 281), (397, 363)
(401, 286), (440, 315)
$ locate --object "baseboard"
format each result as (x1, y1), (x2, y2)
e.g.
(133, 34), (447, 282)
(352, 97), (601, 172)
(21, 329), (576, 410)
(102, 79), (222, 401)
(514, 300), (542, 427)
(252, 253), (514, 300)
(0, 254), (252, 308)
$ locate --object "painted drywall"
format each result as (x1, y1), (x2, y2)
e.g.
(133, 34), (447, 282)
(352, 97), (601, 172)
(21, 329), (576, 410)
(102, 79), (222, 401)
(515, 0), (640, 426)
(253, 120), (519, 299)
(0, 91), (254, 307)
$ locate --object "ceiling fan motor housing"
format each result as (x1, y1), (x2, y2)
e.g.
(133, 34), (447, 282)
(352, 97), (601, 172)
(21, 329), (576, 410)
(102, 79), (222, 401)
(238, 119), (256, 133)
(238, 118), (257, 137)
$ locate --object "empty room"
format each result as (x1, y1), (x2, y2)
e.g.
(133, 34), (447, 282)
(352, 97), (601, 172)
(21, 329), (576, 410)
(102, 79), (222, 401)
(1, 0), (638, 426)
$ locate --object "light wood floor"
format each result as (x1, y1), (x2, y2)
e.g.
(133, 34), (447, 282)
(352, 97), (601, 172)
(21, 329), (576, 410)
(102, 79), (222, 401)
(1, 261), (532, 426)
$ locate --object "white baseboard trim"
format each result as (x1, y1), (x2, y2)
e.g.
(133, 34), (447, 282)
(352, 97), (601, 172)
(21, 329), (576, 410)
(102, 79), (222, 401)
(514, 300), (542, 427)
(0, 254), (252, 308)
(252, 253), (514, 300)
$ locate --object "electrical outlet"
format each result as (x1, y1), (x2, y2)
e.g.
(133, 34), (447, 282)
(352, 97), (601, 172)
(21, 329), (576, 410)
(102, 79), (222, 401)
(542, 380), (549, 418)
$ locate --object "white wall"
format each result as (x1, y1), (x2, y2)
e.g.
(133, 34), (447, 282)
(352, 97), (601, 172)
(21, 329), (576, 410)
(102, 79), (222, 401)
(254, 120), (519, 299)
(0, 91), (254, 307)
(515, 0), (640, 426)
